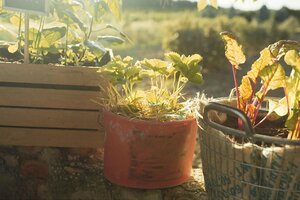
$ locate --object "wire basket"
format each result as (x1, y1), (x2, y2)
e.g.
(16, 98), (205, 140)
(199, 102), (300, 200)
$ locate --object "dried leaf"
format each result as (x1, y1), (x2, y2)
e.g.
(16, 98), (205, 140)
(220, 32), (246, 67)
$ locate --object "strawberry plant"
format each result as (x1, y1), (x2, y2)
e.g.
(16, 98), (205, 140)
(97, 52), (203, 121)
(221, 31), (300, 139)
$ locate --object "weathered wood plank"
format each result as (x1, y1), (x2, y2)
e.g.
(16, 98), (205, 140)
(0, 107), (100, 129)
(0, 63), (106, 147)
(0, 63), (104, 86)
(0, 127), (104, 147)
(0, 87), (100, 110)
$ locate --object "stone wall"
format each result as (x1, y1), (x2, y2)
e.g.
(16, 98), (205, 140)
(0, 146), (105, 199)
(0, 140), (206, 200)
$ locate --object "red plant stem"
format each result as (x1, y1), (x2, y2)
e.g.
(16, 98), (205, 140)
(252, 86), (268, 125)
(231, 65), (243, 129)
(249, 81), (257, 104)
(232, 65), (240, 109)
(296, 119), (300, 139)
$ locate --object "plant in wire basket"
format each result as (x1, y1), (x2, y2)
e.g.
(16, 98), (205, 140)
(198, 32), (300, 200)
(220, 31), (300, 139)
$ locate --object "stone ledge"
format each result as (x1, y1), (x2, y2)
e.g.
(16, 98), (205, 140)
(0, 146), (207, 200)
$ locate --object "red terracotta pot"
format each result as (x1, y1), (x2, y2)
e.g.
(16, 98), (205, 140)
(103, 111), (197, 189)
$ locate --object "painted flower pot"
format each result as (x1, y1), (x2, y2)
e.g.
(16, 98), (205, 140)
(103, 110), (197, 189)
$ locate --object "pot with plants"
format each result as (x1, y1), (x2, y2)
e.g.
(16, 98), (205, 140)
(199, 32), (300, 200)
(97, 52), (203, 189)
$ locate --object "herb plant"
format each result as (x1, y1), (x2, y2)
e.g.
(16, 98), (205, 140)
(97, 52), (203, 121)
(221, 31), (300, 139)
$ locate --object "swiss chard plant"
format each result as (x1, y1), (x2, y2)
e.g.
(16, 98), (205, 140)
(221, 31), (300, 139)
(97, 52), (203, 121)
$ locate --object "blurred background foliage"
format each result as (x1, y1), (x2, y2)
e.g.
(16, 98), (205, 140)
(114, 0), (300, 72)
(0, 0), (299, 73)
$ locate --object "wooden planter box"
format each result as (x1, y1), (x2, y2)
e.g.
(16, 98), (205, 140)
(0, 63), (104, 147)
(0, 63), (108, 199)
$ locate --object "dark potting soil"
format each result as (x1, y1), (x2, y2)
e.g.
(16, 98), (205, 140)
(220, 112), (289, 145)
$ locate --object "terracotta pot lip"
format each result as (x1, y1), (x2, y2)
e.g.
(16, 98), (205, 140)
(103, 110), (196, 125)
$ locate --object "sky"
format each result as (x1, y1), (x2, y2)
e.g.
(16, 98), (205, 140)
(200, 0), (300, 11)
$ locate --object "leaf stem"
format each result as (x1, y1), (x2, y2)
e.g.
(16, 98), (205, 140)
(296, 118), (300, 139)
(232, 65), (240, 109)
(18, 13), (23, 55)
(65, 21), (69, 66)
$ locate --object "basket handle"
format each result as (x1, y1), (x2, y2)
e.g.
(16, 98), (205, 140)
(204, 102), (255, 139)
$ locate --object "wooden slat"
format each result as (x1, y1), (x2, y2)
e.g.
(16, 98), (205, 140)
(0, 127), (104, 147)
(0, 107), (100, 129)
(0, 63), (104, 86)
(0, 87), (100, 110)
(0, 63), (107, 147)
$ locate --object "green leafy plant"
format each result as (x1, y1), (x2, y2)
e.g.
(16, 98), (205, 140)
(221, 31), (300, 139)
(97, 52), (203, 121)
(0, 0), (126, 65)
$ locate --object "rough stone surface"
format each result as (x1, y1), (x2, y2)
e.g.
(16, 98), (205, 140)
(0, 145), (207, 200)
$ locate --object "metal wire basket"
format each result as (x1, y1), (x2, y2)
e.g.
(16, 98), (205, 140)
(199, 102), (300, 200)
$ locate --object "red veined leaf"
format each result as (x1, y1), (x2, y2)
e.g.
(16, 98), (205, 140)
(259, 63), (286, 92)
(247, 48), (272, 82)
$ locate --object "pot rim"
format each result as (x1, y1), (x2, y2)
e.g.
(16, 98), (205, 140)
(102, 109), (197, 125)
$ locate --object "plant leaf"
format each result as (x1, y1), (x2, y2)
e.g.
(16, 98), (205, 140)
(8, 43), (18, 53)
(64, 10), (87, 32)
(268, 98), (288, 117)
(268, 40), (300, 60)
(239, 76), (253, 101)
(105, 0), (121, 20)
(220, 32), (246, 67)
(247, 48), (272, 82)
(125, 65), (141, 80)
(259, 63), (286, 91)
(285, 50), (300, 73)
(186, 54), (203, 66)
(97, 35), (125, 45)
(197, 0), (207, 11)
(166, 52), (188, 76)
(187, 55), (203, 84)
(28, 27), (39, 41)
(285, 71), (300, 131)
(84, 40), (106, 58)
(188, 73), (203, 84)
(286, 109), (300, 131)
(165, 52), (181, 63)
(141, 59), (169, 75)
(40, 27), (66, 48)
(210, 0), (218, 9)
(9, 15), (20, 26)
